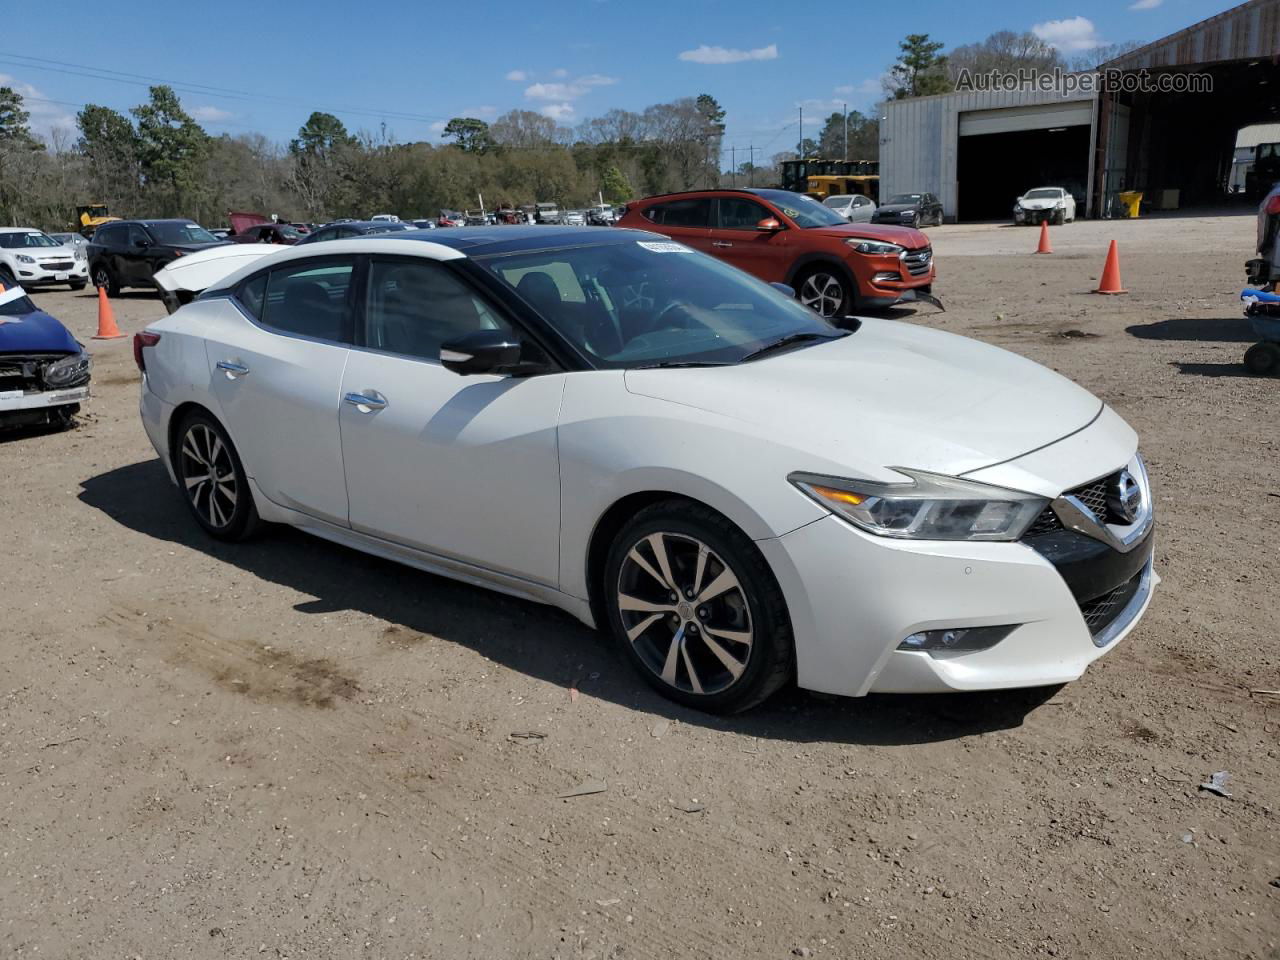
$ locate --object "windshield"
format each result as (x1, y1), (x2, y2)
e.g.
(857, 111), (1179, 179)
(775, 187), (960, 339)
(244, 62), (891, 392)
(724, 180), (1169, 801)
(480, 238), (843, 369)
(748, 189), (847, 228)
(147, 221), (219, 245)
(278, 225), (302, 240)
(887, 194), (922, 205)
(1024, 189), (1062, 199)
(0, 292), (37, 315)
(822, 196), (852, 207)
(0, 231), (60, 249)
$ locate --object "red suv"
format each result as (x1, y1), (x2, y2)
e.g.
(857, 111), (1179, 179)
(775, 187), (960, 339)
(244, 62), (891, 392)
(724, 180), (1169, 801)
(617, 188), (935, 317)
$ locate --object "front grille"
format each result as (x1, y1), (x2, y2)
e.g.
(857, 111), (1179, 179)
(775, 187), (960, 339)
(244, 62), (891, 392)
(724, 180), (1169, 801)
(902, 248), (933, 276)
(1027, 472), (1122, 536)
(0, 357), (43, 393)
(1079, 568), (1144, 639)
(40, 261), (74, 271)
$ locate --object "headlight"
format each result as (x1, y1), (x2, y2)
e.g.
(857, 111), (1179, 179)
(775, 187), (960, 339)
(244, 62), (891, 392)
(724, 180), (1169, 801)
(848, 239), (904, 256)
(43, 350), (92, 388)
(789, 469), (1048, 541)
(74, 246), (85, 261)
(17, 254), (35, 264)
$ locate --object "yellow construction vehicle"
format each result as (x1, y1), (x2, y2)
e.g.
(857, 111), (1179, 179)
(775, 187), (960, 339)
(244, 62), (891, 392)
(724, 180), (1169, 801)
(76, 204), (120, 238)
(805, 174), (880, 202)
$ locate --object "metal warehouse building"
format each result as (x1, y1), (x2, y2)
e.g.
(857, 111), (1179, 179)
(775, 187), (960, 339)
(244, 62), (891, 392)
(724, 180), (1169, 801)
(880, 0), (1280, 220)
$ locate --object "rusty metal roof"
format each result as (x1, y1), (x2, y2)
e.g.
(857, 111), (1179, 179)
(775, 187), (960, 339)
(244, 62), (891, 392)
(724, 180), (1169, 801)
(1101, 0), (1280, 70)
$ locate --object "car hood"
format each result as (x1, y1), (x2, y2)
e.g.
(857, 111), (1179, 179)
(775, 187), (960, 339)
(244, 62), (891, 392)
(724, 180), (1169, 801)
(0, 293), (80, 354)
(875, 203), (920, 214)
(801, 222), (929, 248)
(622, 318), (1102, 480)
(1018, 198), (1062, 209)
(153, 243), (290, 293)
(172, 240), (232, 253)
(228, 211), (270, 234)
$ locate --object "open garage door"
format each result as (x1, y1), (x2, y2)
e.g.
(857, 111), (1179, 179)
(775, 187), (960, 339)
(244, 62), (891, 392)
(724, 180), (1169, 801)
(957, 125), (1091, 221)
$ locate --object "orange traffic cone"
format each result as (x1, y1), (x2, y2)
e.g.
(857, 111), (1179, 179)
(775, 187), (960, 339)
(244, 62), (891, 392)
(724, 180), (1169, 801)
(92, 285), (125, 339)
(1093, 240), (1127, 295)
(1035, 221), (1052, 254)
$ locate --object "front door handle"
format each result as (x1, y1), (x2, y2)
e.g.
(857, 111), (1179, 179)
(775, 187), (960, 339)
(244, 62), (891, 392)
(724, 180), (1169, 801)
(712, 241), (733, 248)
(344, 390), (387, 412)
(216, 360), (249, 378)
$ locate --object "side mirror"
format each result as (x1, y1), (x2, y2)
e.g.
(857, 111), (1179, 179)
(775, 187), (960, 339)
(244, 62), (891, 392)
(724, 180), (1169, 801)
(440, 329), (524, 375)
(134, 238), (150, 249)
(756, 217), (783, 232)
(769, 281), (796, 298)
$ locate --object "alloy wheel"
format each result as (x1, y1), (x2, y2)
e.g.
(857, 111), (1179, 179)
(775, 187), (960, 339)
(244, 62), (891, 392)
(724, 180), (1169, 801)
(798, 272), (845, 318)
(180, 423), (239, 529)
(93, 267), (110, 288)
(615, 531), (754, 696)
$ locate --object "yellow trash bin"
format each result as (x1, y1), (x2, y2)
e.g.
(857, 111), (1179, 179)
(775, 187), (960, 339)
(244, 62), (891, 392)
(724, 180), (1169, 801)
(1117, 191), (1143, 218)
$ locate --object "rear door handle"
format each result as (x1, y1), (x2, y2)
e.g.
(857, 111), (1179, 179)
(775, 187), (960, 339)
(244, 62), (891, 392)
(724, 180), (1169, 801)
(216, 361), (249, 377)
(344, 390), (387, 412)
(712, 241), (733, 248)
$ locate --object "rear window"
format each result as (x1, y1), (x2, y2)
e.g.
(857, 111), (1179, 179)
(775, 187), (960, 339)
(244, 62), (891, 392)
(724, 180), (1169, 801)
(147, 221), (218, 245)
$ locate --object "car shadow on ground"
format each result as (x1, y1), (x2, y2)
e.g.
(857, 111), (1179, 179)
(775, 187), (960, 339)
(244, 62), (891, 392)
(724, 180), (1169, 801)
(1172, 361), (1259, 378)
(1126, 316), (1256, 342)
(79, 458), (1062, 747)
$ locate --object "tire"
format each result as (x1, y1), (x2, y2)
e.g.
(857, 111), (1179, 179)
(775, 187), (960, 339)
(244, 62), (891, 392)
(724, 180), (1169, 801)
(603, 500), (794, 713)
(0, 266), (14, 288)
(1053, 211), (1065, 225)
(70, 279), (87, 291)
(795, 265), (853, 319)
(92, 263), (119, 297)
(172, 411), (262, 541)
(1243, 342), (1280, 376)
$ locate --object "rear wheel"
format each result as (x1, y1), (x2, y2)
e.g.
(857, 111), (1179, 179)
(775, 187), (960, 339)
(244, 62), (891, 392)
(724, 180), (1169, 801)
(795, 266), (852, 319)
(92, 264), (119, 297)
(173, 411), (261, 541)
(604, 501), (793, 713)
(1243, 341), (1280, 376)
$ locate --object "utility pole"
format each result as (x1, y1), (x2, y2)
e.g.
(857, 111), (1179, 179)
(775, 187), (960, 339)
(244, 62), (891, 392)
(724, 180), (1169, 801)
(843, 103), (848, 161)
(748, 145), (757, 186)
(798, 105), (803, 155)
(731, 145), (736, 187)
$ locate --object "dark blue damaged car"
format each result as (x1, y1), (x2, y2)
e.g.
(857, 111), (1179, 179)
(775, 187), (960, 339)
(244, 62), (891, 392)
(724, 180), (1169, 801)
(0, 287), (92, 429)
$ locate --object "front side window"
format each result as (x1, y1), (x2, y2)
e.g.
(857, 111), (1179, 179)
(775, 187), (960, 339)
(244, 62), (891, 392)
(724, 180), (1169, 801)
(147, 221), (218, 245)
(258, 259), (355, 342)
(481, 239), (841, 368)
(363, 259), (510, 362)
(717, 197), (772, 230)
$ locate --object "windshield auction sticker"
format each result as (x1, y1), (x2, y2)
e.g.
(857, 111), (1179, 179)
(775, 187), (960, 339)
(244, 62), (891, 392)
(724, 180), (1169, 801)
(637, 241), (693, 253)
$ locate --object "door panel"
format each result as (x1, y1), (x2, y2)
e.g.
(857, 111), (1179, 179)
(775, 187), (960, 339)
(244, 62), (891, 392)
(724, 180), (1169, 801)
(339, 353), (565, 583)
(708, 196), (787, 281)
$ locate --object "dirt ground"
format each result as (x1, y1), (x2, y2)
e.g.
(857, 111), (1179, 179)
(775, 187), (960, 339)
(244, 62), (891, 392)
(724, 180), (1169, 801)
(2, 214), (1277, 960)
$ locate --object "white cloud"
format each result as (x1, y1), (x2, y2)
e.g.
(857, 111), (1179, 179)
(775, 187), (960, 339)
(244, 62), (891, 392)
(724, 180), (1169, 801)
(524, 74), (617, 101)
(1128, 0), (1161, 8)
(505, 69), (528, 82)
(190, 105), (234, 123)
(540, 102), (575, 121)
(678, 43), (778, 65)
(834, 78), (880, 98)
(0, 73), (75, 140)
(1032, 16), (1104, 51)
(552, 68), (569, 78)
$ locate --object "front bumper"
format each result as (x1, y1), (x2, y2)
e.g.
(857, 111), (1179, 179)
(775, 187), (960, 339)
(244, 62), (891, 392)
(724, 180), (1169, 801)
(12, 261), (88, 285)
(758, 511), (1156, 698)
(1014, 208), (1059, 224)
(0, 384), (88, 414)
(858, 252), (935, 307)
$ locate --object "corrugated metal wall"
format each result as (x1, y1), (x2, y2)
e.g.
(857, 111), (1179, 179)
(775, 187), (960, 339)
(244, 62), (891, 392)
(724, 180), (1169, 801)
(1102, 0), (1280, 70)
(881, 89), (1095, 220)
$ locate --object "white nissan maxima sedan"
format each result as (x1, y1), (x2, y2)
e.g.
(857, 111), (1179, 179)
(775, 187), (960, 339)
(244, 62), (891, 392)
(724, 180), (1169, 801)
(135, 226), (1156, 713)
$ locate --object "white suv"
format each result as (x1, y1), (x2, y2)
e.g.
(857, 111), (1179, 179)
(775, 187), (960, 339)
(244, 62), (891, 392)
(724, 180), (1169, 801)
(0, 228), (89, 290)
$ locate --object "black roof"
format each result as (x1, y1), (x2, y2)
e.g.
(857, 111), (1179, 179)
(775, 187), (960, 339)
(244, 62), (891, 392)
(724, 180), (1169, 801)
(390, 225), (659, 257)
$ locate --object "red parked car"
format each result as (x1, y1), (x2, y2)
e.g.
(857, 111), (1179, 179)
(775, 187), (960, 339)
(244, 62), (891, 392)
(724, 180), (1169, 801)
(226, 212), (303, 245)
(617, 188), (935, 317)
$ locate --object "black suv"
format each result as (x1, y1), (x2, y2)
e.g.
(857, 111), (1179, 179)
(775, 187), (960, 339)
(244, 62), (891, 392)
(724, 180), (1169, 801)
(87, 219), (227, 295)
(872, 193), (944, 228)
(298, 220), (413, 244)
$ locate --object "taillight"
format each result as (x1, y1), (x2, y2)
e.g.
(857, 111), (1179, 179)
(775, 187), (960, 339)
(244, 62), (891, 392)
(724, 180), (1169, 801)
(1267, 194), (1280, 215)
(133, 331), (161, 373)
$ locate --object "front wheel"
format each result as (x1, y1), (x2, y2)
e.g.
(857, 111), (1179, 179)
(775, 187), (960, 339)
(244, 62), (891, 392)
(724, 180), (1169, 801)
(173, 411), (262, 541)
(796, 266), (852, 319)
(604, 502), (793, 713)
(1243, 341), (1280, 376)
(92, 264), (119, 297)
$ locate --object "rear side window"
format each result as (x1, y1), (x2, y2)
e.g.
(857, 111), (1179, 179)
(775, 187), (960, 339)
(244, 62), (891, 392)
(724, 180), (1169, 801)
(642, 198), (710, 228)
(237, 273), (268, 319)
(96, 224), (124, 245)
(257, 259), (356, 342)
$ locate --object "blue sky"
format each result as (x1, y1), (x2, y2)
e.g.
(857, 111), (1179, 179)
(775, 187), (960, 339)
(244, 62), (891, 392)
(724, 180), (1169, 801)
(6, 0), (1236, 161)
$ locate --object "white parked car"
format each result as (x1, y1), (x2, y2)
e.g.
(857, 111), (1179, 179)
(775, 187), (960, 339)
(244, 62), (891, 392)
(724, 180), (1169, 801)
(370, 214), (401, 222)
(1014, 187), (1077, 225)
(822, 194), (876, 223)
(153, 243), (290, 314)
(0, 228), (89, 290)
(136, 227), (1156, 713)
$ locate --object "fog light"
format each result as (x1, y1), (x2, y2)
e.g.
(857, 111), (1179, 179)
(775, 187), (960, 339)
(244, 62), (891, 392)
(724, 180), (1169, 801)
(898, 625), (1016, 657)
(873, 271), (900, 282)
